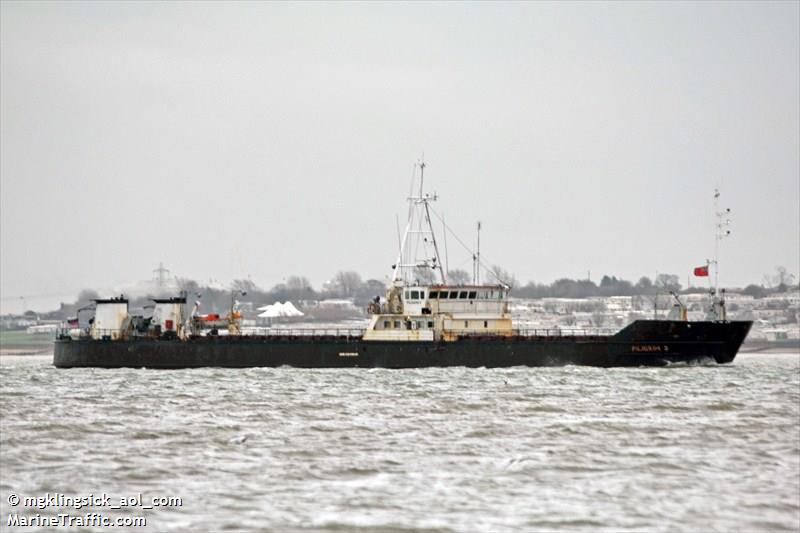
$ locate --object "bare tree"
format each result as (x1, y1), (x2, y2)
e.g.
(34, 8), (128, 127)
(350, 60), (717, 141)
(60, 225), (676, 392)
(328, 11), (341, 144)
(635, 276), (654, 293)
(769, 266), (796, 289)
(489, 265), (517, 288)
(175, 277), (200, 294)
(656, 273), (681, 292)
(231, 279), (258, 293)
(286, 276), (312, 292)
(447, 269), (471, 285)
(333, 271), (363, 297)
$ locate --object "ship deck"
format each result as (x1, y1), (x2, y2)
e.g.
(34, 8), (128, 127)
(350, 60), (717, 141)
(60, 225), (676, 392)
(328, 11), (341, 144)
(56, 327), (620, 343)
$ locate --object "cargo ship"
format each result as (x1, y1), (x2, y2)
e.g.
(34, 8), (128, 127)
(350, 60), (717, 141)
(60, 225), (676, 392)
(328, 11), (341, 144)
(54, 164), (752, 368)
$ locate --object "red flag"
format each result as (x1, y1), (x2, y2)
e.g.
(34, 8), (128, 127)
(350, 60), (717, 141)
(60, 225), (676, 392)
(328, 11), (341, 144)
(693, 265), (709, 277)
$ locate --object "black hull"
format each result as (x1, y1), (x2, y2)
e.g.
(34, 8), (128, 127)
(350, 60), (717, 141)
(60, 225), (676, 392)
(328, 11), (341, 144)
(53, 320), (752, 369)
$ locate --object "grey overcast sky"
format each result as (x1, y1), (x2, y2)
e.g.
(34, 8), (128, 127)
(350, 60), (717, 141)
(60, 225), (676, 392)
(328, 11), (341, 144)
(1, 1), (798, 313)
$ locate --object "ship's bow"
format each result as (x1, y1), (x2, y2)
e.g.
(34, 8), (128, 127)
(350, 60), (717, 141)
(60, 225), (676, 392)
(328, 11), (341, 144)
(612, 319), (753, 365)
(713, 320), (753, 364)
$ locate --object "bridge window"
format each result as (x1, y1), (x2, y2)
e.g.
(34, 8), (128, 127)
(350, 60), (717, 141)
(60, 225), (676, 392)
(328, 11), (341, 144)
(383, 320), (390, 328)
(449, 291), (458, 299)
(428, 321), (434, 328)
(411, 290), (419, 299)
(394, 321), (400, 328)
(404, 291), (409, 299)
(458, 291), (467, 299)
(429, 291), (438, 299)
(468, 291), (477, 299)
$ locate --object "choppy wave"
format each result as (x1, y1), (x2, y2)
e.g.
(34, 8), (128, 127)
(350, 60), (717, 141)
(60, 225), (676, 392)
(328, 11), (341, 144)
(1, 352), (798, 532)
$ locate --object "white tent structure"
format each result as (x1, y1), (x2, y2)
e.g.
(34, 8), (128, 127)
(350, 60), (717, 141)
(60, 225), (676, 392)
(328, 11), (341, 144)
(281, 301), (304, 317)
(257, 305), (282, 318)
(256, 301), (304, 319)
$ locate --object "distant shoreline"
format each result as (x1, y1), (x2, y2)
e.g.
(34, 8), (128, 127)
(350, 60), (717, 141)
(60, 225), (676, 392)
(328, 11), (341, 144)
(0, 347), (52, 356)
(0, 330), (53, 355)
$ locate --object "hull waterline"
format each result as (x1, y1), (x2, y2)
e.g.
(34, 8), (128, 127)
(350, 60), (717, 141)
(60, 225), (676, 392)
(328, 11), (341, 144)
(54, 320), (752, 369)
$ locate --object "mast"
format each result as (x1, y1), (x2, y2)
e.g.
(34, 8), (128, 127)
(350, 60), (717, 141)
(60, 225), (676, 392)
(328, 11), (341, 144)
(392, 160), (446, 285)
(473, 221), (482, 284)
(712, 188), (732, 295)
(706, 188), (732, 321)
(477, 221), (481, 284)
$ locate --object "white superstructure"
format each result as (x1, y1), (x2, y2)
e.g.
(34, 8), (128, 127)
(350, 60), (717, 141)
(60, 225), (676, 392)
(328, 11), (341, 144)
(90, 297), (128, 340)
(364, 161), (512, 342)
(152, 297), (186, 337)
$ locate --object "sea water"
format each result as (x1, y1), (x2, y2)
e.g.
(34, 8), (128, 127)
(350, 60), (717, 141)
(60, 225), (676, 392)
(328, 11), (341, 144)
(1, 353), (798, 531)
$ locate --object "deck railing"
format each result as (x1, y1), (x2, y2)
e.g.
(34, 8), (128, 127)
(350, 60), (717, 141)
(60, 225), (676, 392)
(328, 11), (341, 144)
(507, 328), (617, 337)
(55, 327), (367, 340)
(57, 326), (618, 341)
(242, 327), (366, 337)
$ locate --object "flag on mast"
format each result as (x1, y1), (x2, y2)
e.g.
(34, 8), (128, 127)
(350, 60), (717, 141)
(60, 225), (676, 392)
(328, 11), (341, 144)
(693, 265), (709, 277)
